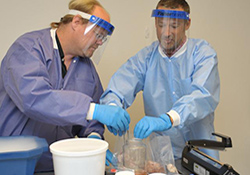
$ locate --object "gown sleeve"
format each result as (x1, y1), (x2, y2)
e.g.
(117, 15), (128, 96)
(75, 60), (105, 138)
(100, 47), (150, 109)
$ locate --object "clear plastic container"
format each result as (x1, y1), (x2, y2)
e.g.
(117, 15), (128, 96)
(123, 138), (146, 170)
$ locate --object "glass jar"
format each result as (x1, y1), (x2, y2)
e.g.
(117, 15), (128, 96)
(123, 138), (146, 170)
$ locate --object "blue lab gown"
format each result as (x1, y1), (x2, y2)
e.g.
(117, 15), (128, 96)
(0, 28), (104, 172)
(101, 39), (220, 159)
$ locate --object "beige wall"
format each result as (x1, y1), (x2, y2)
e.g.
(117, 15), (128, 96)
(0, 0), (249, 174)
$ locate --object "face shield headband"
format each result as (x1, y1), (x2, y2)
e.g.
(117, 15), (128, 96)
(68, 9), (115, 35)
(151, 9), (189, 20)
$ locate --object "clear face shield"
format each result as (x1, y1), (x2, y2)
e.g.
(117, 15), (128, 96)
(150, 9), (190, 57)
(68, 10), (115, 64)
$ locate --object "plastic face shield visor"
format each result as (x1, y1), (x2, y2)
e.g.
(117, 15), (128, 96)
(151, 9), (189, 56)
(68, 10), (115, 64)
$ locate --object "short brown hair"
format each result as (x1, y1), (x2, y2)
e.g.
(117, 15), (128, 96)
(156, 0), (190, 14)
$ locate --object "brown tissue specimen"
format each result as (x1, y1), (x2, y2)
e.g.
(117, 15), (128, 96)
(145, 160), (165, 174)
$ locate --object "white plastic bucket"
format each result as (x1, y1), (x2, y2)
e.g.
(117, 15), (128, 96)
(50, 138), (108, 175)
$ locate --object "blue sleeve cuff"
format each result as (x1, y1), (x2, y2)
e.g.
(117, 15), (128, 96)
(87, 132), (102, 139)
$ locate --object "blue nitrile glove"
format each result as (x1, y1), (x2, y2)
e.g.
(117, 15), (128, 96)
(134, 113), (172, 139)
(93, 104), (130, 134)
(107, 126), (118, 136)
(106, 126), (125, 136)
(88, 135), (115, 166)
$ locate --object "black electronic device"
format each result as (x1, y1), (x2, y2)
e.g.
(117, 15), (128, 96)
(181, 133), (239, 175)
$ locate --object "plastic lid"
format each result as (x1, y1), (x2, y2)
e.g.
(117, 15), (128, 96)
(115, 171), (135, 175)
(0, 136), (48, 160)
(50, 138), (108, 157)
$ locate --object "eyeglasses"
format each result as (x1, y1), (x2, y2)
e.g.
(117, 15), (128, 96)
(93, 30), (108, 43)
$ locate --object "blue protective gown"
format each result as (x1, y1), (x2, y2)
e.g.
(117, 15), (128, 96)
(0, 28), (104, 172)
(101, 39), (220, 159)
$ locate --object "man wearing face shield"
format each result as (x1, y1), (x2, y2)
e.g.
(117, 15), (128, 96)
(101, 0), (220, 160)
(0, 0), (130, 172)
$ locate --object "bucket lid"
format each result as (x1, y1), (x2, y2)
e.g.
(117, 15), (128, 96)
(0, 135), (48, 160)
(50, 138), (108, 157)
(115, 171), (135, 175)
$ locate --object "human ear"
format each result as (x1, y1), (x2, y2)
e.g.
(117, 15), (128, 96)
(185, 19), (191, 30)
(71, 15), (82, 31)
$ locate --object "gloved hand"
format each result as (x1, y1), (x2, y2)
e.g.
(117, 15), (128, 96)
(93, 104), (130, 134)
(134, 113), (172, 139)
(88, 135), (116, 166)
(107, 126), (118, 136)
(106, 126), (125, 136)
